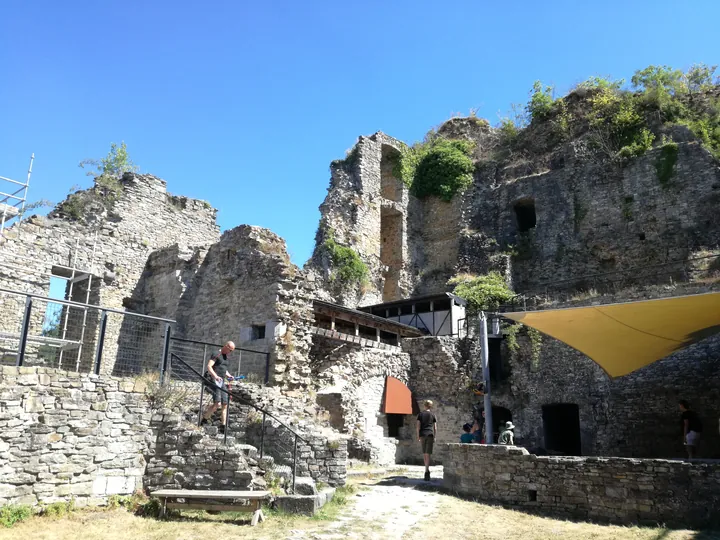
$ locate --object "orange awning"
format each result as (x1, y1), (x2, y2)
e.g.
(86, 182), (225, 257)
(383, 377), (413, 414)
(503, 292), (720, 378)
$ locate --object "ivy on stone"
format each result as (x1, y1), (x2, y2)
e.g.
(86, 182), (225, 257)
(393, 137), (476, 202)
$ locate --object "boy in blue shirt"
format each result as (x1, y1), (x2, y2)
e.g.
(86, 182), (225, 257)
(460, 423), (474, 443)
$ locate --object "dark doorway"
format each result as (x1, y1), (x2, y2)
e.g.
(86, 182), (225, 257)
(542, 403), (581, 455)
(488, 338), (509, 384)
(514, 199), (536, 232)
(473, 405), (512, 443)
(386, 413), (404, 438)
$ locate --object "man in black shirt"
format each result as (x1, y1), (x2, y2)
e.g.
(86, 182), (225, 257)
(679, 399), (703, 459)
(201, 341), (236, 433)
(417, 400), (437, 482)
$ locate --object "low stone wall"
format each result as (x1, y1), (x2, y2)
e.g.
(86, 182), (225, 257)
(0, 366), (347, 508)
(444, 444), (720, 528)
(145, 423), (256, 492)
(0, 366), (152, 507)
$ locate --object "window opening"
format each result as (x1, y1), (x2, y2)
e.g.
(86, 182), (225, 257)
(514, 199), (536, 232)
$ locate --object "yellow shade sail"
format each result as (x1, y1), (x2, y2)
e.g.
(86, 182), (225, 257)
(503, 292), (720, 378)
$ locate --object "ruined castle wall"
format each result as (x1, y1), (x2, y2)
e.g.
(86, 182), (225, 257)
(444, 444), (720, 528)
(0, 174), (219, 375)
(465, 142), (720, 292)
(172, 226), (316, 388)
(397, 336), (477, 464)
(0, 365), (153, 507)
(491, 282), (720, 459)
(309, 133), (414, 307)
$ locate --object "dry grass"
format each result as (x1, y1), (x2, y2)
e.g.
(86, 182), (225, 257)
(5, 506), (336, 540)
(404, 496), (710, 540)
(5, 482), (718, 540)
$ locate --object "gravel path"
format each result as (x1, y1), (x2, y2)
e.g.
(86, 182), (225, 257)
(287, 466), (443, 540)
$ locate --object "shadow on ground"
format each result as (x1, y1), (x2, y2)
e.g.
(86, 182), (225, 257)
(363, 475), (720, 539)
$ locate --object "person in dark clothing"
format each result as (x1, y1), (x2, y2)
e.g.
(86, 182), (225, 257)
(460, 423), (474, 443)
(201, 341), (236, 433)
(417, 400), (437, 481)
(679, 400), (703, 459)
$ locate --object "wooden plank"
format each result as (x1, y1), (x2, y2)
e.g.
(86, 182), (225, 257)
(152, 489), (270, 499)
(165, 502), (255, 513)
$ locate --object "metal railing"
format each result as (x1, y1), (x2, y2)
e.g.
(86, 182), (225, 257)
(0, 286), (173, 377)
(169, 352), (306, 492)
(167, 336), (270, 385)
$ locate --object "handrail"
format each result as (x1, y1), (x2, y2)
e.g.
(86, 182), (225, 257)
(170, 336), (268, 356)
(169, 352), (308, 444)
(0, 286), (176, 323)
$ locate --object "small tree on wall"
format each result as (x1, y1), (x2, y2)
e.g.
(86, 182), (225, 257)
(57, 142), (140, 220)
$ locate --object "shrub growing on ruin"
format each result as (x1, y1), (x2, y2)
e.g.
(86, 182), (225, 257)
(526, 80), (555, 122)
(448, 272), (514, 313)
(57, 142), (139, 220)
(395, 138), (476, 202)
(323, 236), (369, 284)
(655, 140), (679, 187)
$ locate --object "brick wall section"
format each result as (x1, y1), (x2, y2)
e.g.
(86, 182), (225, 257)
(444, 444), (720, 528)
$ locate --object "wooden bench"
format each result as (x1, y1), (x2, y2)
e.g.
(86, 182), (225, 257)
(151, 489), (271, 526)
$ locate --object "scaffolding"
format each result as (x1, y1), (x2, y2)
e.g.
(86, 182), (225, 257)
(0, 233), (99, 370)
(0, 154), (34, 234)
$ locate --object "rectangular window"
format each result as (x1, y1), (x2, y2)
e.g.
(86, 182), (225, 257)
(252, 324), (266, 340)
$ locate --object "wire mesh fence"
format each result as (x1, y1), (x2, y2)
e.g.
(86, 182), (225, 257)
(167, 337), (270, 385)
(0, 287), (174, 376)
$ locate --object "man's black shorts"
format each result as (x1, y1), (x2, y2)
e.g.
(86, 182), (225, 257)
(204, 378), (228, 404)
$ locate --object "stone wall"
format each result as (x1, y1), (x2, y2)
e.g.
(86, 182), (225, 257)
(0, 365), (152, 507)
(309, 335), (411, 465)
(145, 423), (256, 492)
(0, 365), (348, 507)
(464, 141), (720, 293)
(397, 336), (477, 464)
(444, 444), (720, 528)
(0, 173), (219, 375)
(308, 132), (414, 307)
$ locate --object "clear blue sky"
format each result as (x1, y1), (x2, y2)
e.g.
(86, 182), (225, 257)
(2, 1), (718, 265)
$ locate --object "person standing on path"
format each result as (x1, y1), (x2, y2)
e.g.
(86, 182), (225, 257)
(417, 400), (437, 482)
(679, 399), (703, 459)
(201, 341), (236, 434)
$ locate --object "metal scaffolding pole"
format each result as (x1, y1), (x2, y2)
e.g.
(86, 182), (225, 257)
(0, 154), (33, 234)
(480, 311), (493, 444)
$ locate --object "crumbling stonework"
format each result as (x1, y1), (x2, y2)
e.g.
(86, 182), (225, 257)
(444, 444), (720, 528)
(0, 173), (219, 374)
(309, 336), (411, 465)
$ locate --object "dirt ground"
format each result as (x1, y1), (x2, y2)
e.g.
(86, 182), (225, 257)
(5, 467), (719, 540)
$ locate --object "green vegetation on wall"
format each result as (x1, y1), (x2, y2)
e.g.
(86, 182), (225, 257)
(655, 140), (679, 187)
(494, 63), (720, 163)
(394, 137), (476, 202)
(323, 234), (369, 284)
(448, 272), (514, 313)
(59, 142), (139, 220)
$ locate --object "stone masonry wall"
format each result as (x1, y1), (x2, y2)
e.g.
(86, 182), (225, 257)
(444, 444), (720, 528)
(308, 132), (414, 307)
(0, 365), (152, 507)
(0, 173), (219, 375)
(490, 282), (720, 459)
(309, 336), (411, 465)
(397, 336), (476, 464)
